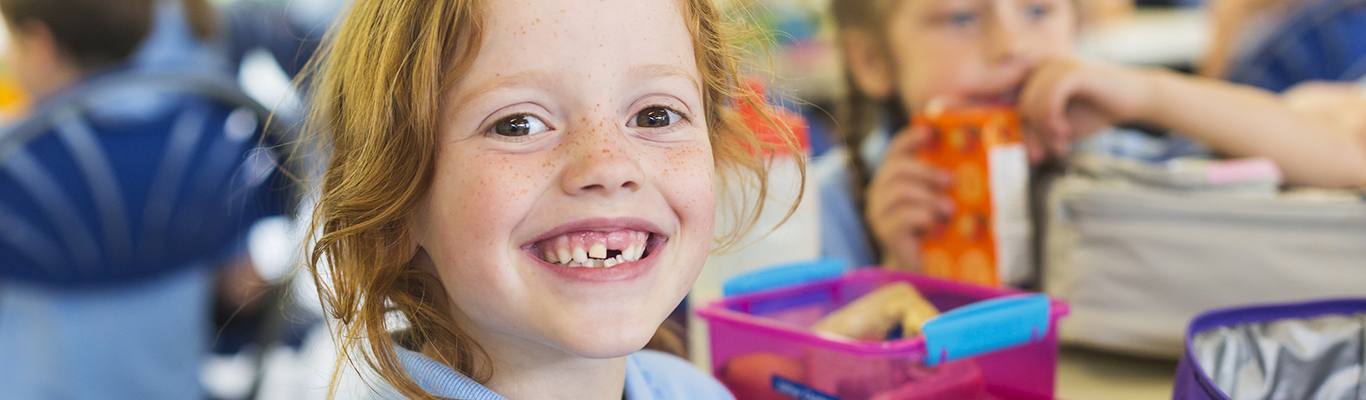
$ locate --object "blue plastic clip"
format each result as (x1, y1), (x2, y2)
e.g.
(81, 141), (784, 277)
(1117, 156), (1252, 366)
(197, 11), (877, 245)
(722, 258), (851, 296)
(922, 293), (1051, 366)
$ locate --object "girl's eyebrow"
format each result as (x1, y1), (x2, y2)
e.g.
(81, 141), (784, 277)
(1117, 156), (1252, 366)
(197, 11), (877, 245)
(627, 63), (702, 94)
(451, 69), (559, 109)
(451, 63), (700, 109)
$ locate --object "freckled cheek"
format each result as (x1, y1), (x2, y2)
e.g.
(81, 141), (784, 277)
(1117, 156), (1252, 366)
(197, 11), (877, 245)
(653, 142), (716, 229)
(431, 153), (557, 251)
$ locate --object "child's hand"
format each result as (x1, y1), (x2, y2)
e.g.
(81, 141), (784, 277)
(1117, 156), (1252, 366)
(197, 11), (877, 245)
(866, 126), (954, 271)
(1283, 82), (1366, 139)
(1018, 57), (1156, 161)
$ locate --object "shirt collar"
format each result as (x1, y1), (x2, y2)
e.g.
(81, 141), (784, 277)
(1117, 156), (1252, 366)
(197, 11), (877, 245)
(394, 346), (649, 400)
(393, 346), (507, 400)
(623, 353), (654, 400)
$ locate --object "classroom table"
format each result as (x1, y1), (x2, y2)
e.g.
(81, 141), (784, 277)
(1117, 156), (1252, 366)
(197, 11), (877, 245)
(1056, 346), (1180, 400)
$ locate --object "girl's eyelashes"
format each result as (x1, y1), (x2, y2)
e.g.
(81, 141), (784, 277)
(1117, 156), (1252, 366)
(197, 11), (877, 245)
(487, 113), (551, 139)
(478, 104), (688, 140)
(628, 105), (688, 129)
(1023, 3), (1053, 21)
(925, 4), (981, 30)
(945, 10), (980, 28)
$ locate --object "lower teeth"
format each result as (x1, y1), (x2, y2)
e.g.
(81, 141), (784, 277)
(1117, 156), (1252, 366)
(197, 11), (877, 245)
(559, 254), (628, 268)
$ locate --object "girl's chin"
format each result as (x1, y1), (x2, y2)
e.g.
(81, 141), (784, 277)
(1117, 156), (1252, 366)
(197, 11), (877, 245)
(551, 328), (658, 359)
(536, 311), (668, 358)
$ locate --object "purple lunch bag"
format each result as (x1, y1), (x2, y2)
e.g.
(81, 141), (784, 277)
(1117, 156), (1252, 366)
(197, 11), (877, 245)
(1173, 299), (1366, 400)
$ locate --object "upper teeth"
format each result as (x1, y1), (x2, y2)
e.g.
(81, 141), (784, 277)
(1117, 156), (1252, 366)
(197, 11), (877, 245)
(534, 230), (649, 268)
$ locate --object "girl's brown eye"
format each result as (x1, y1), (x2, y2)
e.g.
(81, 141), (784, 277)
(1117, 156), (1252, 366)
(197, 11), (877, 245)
(491, 114), (548, 137)
(1024, 3), (1052, 21)
(633, 106), (681, 128)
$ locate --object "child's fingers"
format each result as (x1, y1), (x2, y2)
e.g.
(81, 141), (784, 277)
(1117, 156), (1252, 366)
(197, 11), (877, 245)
(866, 177), (945, 237)
(866, 161), (940, 213)
(1018, 64), (1058, 154)
(866, 180), (951, 239)
(1064, 103), (1112, 140)
(1019, 59), (1078, 155)
(867, 181), (941, 223)
(868, 128), (957, 269)
(873, 153), (953, 190)
(877, 207), (937, 269)
(1045, 65), (1083, 139)
(888, 125), (933, 156)
(884, 204), (939, 237)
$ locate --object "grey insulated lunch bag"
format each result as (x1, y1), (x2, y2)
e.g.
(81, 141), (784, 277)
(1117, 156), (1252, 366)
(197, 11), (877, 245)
(1042, 155), (1366, 358)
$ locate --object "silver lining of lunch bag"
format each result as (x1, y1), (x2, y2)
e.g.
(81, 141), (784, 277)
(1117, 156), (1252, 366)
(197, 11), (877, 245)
(1191, 313), (1365, 400)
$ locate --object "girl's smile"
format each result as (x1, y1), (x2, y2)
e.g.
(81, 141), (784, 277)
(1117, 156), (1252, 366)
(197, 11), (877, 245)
(523, 218), (668, 283)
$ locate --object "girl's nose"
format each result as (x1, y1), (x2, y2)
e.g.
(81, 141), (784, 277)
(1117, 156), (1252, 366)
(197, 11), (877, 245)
(558, 120), (644, 197)
(985, 12), (1028, 65)
(986, 25), (1026, 64)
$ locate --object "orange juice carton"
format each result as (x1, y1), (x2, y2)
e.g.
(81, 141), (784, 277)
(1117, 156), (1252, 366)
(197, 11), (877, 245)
(913, 108), (1030, 286)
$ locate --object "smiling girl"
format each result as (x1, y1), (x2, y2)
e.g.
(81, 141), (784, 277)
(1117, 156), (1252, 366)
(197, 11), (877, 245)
(305, 0), (787, 399)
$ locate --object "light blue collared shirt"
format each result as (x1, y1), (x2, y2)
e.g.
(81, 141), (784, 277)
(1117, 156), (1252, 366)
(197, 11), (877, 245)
(384, 347), (735, 400)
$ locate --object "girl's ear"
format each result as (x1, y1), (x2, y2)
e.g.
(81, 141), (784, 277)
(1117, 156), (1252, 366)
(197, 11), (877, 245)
(841, 28), (895, 100)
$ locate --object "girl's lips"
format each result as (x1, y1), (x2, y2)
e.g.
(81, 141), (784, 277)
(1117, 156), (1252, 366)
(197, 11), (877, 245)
(520, 217), (670, 283)
(522, 217), (667, 248)
(961, 80), (1024, 109)
(967, 92), (1019, 108)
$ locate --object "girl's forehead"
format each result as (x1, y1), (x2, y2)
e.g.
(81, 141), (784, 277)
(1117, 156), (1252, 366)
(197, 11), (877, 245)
(888, 0), (1076, 24)
(478, 0), (692, 51)
(901, 0), (1066, 10)
(460, 0), (701, 92)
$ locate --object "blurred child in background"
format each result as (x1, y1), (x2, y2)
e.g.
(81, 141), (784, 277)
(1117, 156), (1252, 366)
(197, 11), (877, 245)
(1202, 0), (1308, 80)
(819, 0), (1366, 271)
(0, 1), (214, 398)
(2, 0), (166, 101)
(0, 0), (325, 398)
(1203, 0), (1366, 138)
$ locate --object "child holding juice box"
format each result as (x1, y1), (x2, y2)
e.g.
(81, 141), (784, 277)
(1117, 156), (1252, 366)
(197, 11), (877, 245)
(910, 108), (1032, 285)
(817, 0), (1366, 282)
(303, 0), (799, 398)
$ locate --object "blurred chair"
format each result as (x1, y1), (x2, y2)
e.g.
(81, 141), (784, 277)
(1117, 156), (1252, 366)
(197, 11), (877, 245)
(0, 0), (328, 398)
(0, 70), (295, 399)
